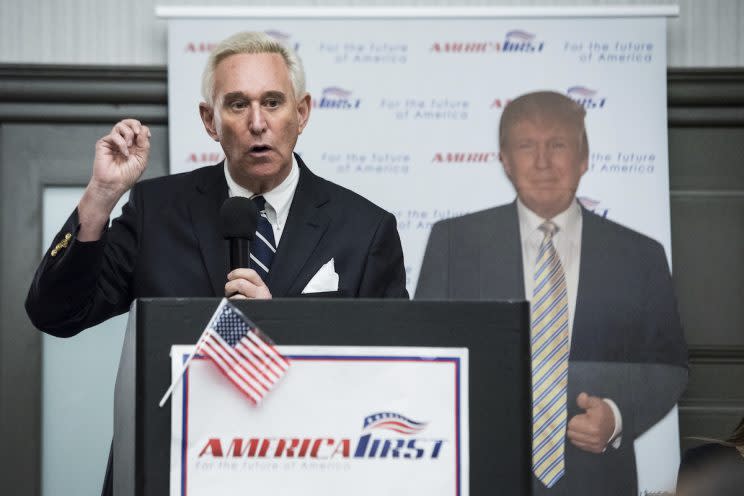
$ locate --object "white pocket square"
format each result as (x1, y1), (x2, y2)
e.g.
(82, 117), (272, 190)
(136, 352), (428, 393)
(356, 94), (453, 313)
(302, 258), (339, 293)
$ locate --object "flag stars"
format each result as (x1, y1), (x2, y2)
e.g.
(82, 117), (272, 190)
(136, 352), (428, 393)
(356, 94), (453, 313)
(213, 308), (251, 347)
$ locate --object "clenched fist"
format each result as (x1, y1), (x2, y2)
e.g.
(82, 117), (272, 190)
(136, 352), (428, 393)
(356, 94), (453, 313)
(225, 269), (273, 300)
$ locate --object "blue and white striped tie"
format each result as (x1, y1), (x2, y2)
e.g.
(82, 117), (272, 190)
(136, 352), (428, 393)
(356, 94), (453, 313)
(249, 195), (276, 280)
(531, 221), (569, 488)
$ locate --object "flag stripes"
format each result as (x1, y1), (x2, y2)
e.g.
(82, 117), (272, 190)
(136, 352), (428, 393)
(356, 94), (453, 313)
(195, 300), (289, 405)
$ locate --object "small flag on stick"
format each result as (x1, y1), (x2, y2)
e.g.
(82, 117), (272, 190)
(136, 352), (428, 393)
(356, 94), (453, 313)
(159, 299), (289, 407)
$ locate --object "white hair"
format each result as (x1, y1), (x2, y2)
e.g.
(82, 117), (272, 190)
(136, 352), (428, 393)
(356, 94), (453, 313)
(201, 31), (306, 105)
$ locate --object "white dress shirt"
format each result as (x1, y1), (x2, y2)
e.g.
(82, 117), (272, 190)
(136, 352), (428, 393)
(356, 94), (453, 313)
(516, 198), (623, 447)
(223, 155), (300, 246)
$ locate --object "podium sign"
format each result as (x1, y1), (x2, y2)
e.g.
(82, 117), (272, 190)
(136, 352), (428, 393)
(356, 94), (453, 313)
(170, 346), (469, 496)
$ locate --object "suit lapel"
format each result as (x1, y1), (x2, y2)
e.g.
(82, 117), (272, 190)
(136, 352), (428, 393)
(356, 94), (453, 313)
(479, 202), (525, 300)
(266, 156), (330, 296)
(572, 206), (606, 354)
(188, 163), (229, 296)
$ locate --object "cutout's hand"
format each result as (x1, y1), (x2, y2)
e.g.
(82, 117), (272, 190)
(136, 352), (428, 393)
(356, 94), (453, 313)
(566, 392), (615, 454)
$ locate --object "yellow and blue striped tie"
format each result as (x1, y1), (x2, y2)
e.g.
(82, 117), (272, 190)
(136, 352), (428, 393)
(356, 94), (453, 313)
(531, 221), (569, 488)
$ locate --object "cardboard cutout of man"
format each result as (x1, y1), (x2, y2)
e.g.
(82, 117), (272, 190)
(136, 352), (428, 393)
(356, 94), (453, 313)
(416, 90), (687, 495)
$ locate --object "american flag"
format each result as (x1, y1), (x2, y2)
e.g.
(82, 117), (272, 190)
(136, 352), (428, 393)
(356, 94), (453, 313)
(195, 300), (290, 405)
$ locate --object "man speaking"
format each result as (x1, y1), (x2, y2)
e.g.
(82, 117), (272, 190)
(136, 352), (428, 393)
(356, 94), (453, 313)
(416, 91), (687, 495)
(26, 31), (408, 338)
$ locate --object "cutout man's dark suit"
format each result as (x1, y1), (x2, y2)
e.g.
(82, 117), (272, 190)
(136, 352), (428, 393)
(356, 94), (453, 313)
(416, 201), (687, 495)
(26, 155), (408, 337)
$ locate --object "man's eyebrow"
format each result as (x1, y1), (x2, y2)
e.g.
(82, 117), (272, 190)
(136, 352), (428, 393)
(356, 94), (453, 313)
(222, 91), (287, 102)
(263, 91), (286, 100)
(222, 91), (247, 102)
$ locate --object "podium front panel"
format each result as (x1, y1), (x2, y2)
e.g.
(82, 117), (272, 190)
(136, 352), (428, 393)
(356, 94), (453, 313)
(114, 299), (530, 495)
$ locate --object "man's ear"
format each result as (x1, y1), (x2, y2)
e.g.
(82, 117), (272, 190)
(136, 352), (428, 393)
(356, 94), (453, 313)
(199, 102), (219, 141)
(499, 150), (513, 180)
(296, 93), (312, 134)
(580, 130), (589, 175)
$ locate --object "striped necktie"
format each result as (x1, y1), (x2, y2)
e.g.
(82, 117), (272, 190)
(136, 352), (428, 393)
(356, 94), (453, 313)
(249, 195), (277, 280)
(531, 220), (569, 488)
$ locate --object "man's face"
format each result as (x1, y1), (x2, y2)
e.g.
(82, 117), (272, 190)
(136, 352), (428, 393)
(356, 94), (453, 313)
(500, 117), (588, 219)
(199, 52), (310, 192)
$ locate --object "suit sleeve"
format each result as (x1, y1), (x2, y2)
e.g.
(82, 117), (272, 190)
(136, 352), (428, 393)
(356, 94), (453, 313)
(637, 242), (688, 368)
(627, 240), (688, 436)
(357, 212), (408, 298)
(25, 188), (141, 337)
(571, 241), (688, 441)
(414, 220), (450, 299)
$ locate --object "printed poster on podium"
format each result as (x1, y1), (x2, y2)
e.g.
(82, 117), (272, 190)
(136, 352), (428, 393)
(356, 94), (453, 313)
(169, 345), (469, 496)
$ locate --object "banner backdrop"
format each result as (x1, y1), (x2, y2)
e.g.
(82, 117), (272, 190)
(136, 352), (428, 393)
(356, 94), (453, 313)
(170, 345), (469, 496)
(162, 7), (678, 492)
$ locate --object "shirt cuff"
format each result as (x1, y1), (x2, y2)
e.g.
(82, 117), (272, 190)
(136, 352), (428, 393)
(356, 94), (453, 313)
(603, 398), (623, 449)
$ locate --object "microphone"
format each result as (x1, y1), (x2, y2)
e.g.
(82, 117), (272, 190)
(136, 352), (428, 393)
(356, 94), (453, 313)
(219, 197), (259, 271)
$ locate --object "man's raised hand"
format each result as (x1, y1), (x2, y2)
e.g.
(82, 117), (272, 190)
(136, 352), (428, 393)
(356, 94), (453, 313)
(77, 119), (151, 241)
(92, 119), (151, 196)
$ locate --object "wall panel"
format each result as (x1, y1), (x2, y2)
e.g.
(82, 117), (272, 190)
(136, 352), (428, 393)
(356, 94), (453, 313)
(1, 0), (744, 67)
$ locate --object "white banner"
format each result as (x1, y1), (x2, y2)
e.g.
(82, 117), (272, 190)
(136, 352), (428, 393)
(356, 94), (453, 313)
(170, 345), (469, 496)
(162, 8), (678, 492)
(165, 11), (673, 290)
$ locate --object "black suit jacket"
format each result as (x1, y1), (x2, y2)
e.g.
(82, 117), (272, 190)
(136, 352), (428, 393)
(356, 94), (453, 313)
(416, 201), (688, 496)
(26, 155), (408, 337)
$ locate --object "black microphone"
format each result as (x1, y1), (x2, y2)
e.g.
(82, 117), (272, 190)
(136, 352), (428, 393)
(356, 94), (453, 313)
(219, 197), (259, 271)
